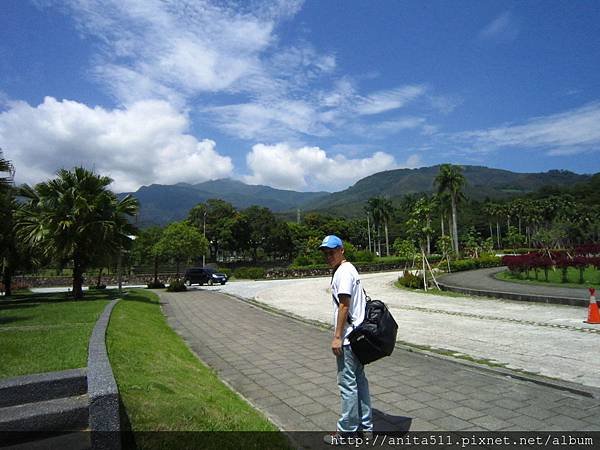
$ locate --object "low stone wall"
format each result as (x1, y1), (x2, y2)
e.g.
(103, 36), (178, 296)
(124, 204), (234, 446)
(265, 263), (405, 279)
(16, 265), (407, 287)
(13, 274), (180, 288)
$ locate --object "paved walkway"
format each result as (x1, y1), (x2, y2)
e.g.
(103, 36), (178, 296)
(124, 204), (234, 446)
(439, 267), (589, 302)
(160, 289), (600, 433)
(211, 273), (600, 389)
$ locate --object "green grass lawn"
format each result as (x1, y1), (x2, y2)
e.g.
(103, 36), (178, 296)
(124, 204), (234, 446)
(0, 290), (116, 378)
(107, 289), (288, 449)
(496, 266), (600, 289)
(1, 288), (287, 447)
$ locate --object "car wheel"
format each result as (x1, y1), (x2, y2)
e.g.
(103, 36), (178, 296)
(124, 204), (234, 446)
(220, 281), (226, 285)
(186, 280), (191, 286)
(208, 279), (214, 286)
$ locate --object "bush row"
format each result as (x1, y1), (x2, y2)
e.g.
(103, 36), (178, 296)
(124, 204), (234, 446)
(448, 255), (502, 273)
(233, 267), (266, 279)
(502, 250), (600, 283)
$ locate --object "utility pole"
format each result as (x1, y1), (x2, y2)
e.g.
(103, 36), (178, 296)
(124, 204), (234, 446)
(297, 208), (301, 224)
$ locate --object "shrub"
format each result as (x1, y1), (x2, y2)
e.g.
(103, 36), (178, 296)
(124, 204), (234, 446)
(147, 281), (166, 289)
(166, 279), (187, 292)
(449, 256), (502, 273)
(352, 250), (376, 263)
(89, 284), (107, 290)
(397, 270), (424, 289)
(217, 267), (232, 278)
(292, 255), (312, 267)
(233, 267), (266, 279)
(449, 259), (478, 272)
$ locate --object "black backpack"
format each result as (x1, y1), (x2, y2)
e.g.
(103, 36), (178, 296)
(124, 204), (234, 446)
(334, 291), (399, 365)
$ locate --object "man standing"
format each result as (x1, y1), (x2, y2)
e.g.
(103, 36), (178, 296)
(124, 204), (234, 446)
(319, 235), (373, 442)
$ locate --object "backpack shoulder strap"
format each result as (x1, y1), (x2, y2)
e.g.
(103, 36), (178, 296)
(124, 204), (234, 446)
(331, 263), (354, 326)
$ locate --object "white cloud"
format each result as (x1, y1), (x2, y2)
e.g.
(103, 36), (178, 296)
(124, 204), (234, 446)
(243, 143), (401, 191)
(479, 12), (519, 42)
(206, 99), (331, 140)
(43, 0), (303, 104)
(0, 97), (233, 191)
(369, 117), (427, 134)
(206, 83), (434, 141)
(453, 103), (600, 155)
(354, 85), (426, 115)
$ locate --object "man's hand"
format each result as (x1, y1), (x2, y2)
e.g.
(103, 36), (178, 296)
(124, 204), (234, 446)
(331, 336), (343, 356)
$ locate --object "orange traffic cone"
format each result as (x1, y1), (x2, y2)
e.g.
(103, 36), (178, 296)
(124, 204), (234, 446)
(585, 288), (600, 324)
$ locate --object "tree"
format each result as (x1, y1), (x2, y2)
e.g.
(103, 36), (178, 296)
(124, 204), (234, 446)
(242, 206), (277, 261)
(506, 226), (525, 254)
(265, 221), (294, 260)
(366, 197), (393, 256)
(132, 226), (164, 285)
(406, 197), (438, 289)
(188, 199), (236, 261)
(393, 238), (417, 269)
(434, 164), (466, 257)
(16, 167), (139, 299)
(461, 226), (482, 258)
(154, 222), (208, 277)
(0, 150), (16, 294)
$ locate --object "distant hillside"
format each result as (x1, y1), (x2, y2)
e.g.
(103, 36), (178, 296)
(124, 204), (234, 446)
(122, 178), (328, 226)
(303, 165), (591, 216)
(121, 166), (592, 225)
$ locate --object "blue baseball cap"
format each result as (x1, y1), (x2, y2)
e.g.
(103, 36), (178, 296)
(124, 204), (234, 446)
(319, 235), (343, 249)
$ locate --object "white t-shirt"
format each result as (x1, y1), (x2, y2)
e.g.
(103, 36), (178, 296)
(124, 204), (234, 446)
(331, 261), (366, 345)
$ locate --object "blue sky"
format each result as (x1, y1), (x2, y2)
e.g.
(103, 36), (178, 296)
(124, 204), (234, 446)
(1, 0), (599, 193)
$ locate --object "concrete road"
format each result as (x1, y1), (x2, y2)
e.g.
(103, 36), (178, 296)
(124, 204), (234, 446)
(193, 272), (600, 389)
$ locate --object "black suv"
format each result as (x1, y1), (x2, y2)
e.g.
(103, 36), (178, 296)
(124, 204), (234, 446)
(184, 268), (228, 286)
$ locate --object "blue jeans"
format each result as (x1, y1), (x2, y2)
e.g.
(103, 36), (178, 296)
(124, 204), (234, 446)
(336, 345), (372, 433)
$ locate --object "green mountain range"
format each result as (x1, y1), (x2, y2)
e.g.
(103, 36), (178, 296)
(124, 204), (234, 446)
(308, 165), (590, 216)
(123, 166), (591, 225)
(123, 179), (328, 226)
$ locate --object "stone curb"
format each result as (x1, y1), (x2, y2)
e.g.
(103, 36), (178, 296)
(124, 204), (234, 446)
(223, 293), (600, 401)
(437, 267), (588, 307)
(88, 299), (121, 450)
(438, 282), (588, 307)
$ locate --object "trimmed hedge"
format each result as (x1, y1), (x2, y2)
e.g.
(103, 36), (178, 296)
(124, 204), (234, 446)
(448, 255), (502, 273)
(217, 267), (233, 278)
(233, 267), (266, 279)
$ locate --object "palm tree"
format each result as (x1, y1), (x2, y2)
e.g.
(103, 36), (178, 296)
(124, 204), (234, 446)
(366, 197), (394, 256)
(366, 198), (382, 256)
(434, 164), (466, 257)
(380, 197), (393, 257)
(0, 150), (17, 295)
(16, 167), (139, 299)
(488, 202), (503, 249)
